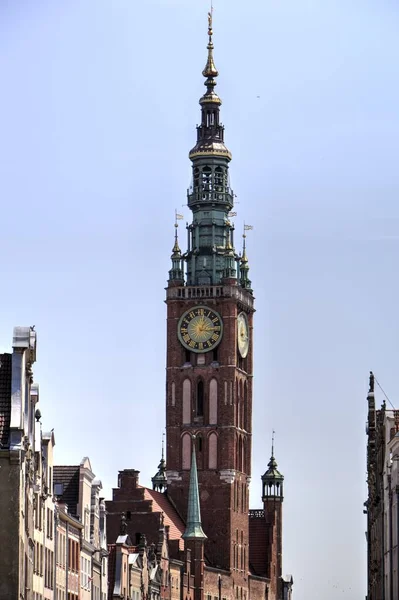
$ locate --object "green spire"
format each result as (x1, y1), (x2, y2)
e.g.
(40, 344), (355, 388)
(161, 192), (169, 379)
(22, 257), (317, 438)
(182, 438), (207, 540)
(239, 231), (252, 292)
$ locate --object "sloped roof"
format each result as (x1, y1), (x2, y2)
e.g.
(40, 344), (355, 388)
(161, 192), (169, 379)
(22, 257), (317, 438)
(53, 465), (80, 517)
(141, 487), (185, 549)
(0, 354), (12, 448)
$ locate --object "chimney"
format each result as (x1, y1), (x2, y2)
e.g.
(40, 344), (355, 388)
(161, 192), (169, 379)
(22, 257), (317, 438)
(118, 469), (140, 491)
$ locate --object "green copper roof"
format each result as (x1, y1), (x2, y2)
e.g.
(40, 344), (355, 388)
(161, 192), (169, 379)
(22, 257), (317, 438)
(182, 441), (207, 541)
(262, 453), (284, 483)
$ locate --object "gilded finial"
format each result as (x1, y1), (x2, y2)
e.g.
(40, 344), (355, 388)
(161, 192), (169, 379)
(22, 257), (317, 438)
(241, 224), (253, 264)
(241, 233), (248, 263)
(172, 210), (183, 255)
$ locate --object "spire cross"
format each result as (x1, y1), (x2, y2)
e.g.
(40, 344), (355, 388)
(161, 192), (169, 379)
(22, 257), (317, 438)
(162, 432), (165, 461)
(271, 430), (275, 457)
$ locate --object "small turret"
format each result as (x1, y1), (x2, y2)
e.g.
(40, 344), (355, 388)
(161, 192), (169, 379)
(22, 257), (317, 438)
(168, 218), (184, 285)
(262, 432), (284, 501)
(240, 228), (252, 292)
(152, 436), (167, 493)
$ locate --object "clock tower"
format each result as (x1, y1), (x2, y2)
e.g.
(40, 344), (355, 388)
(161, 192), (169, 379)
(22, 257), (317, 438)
(165, 10), (254, 581)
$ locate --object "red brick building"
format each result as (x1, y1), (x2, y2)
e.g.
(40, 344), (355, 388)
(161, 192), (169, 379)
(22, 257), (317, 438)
(106, 11), (293, 600)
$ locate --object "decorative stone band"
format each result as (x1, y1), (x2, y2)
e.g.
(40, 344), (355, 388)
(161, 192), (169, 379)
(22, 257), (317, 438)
(189, 145), (232, 161)
(166, 470), (182, 484)
(219, 469), (236, 484)
(166, 284), (255, 311)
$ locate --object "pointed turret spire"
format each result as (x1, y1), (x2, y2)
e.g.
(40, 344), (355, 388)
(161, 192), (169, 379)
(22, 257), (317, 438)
(262, 431), (284, 500)
(168, 214), (184, 284)
(189, 11), (232, 163)
(223, 220), (236, 280)
(240, 228), (252, 291)
(201, 8), (220, 103)
(182, 437), (207, 540)
(152, 434), (168, 493)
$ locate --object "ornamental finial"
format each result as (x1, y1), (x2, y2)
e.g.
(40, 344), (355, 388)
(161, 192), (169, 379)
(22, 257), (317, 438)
(172, 211), (183, 256)
(203, 5), (218, 80)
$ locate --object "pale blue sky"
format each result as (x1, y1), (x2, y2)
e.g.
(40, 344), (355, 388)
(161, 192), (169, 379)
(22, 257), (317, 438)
(1, 1), (399, 599)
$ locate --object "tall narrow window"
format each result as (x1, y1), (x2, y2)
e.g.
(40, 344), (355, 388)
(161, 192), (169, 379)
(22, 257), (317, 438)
(215, 167), (223, 190)
(171, 382), (176, 407)
(243, 381), (248, 430)
(182, 434), (191, 470)
(197, 435), (203, 470)
(183, 379), (191, 424)
(209, 379), (218, 424)
(196, 381), (204, 417)
(208, 433), (218, 469)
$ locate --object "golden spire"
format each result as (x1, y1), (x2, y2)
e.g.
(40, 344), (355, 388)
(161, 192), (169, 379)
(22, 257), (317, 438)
(172, 211), (183, 256)
(241, 233), (248, 264)
(241, 224), (253, 264)
(202, 6), (218, 80)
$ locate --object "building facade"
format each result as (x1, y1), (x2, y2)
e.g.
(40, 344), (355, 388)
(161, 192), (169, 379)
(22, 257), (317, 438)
(32, 419), (56, 600)
(106, 12), (292, 600)
(0, 326), (109, 600)
(53, 457), (109, 600)
(0, 326), (39, 600)
(365, 371), (399, 600)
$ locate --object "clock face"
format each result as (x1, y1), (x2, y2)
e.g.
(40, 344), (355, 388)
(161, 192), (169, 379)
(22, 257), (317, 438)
(178, 306), (223, 353)
(237, 312), (249, 358)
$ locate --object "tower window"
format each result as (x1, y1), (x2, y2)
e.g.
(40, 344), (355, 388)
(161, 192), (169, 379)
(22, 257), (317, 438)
(202, 167), (212, 195)
(196, 381), (204, 417)
(194, 167), (200, 189)
(197, 436), (203, 452)
(215, 167), (223, 190)
(206, 112), (215, 127)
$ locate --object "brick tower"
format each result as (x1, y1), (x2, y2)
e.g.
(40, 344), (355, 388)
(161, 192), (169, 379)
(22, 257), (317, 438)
(165, 9), (254, 586)
(261, 437), (284, 599)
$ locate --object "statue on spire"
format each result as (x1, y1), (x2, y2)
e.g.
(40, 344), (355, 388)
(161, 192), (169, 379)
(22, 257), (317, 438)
(369, 371), (375, 393)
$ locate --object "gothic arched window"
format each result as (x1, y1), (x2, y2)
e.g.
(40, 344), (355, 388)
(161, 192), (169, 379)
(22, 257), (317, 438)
(208, 432), (218, 469)
(182, 379), (191, 424)
(209, 379), (218, 424)
(196, 380), (204, 417)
